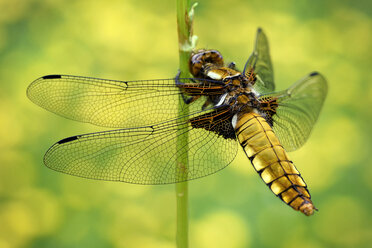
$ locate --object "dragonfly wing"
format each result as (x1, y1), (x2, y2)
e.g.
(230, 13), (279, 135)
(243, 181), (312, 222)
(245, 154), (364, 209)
(27, 75), (214, 128)
(258, 72), (327, 152)
(243, 28), (275, 93)
(43, 108), (238, 184)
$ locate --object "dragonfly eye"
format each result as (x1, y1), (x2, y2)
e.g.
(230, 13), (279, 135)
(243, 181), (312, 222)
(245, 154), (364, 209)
(189, 49), (224, 77)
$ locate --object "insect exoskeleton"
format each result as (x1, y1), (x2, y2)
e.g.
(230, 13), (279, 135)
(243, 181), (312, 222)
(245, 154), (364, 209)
(189, 49), (224, 78)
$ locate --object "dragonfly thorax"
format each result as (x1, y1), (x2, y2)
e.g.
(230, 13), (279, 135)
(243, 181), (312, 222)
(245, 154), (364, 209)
(189, 49), (259, 112)
(209, 70), (260, 114)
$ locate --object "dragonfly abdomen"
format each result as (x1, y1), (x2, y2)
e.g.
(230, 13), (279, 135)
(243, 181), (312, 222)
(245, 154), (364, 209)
(235, 112), (316, 216)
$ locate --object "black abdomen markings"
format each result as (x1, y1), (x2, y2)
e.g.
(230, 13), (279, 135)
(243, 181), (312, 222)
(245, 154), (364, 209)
(235, 112), (315, 215)
(189, 50), (224, 78)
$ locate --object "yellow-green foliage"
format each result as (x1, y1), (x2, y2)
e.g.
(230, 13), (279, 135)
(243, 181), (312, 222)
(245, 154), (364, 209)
(0, 0), (371, 247)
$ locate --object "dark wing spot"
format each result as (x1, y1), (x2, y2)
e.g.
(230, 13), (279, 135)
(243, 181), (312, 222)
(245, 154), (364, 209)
(42, 75), (62, 79)
(57, 135), (79, 144)
(309, 72), (319, 77)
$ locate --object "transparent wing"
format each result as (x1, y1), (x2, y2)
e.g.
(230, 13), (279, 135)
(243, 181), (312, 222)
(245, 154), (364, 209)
(243, 28), (275, 93)
(259, 72), (327, 152)
(27, 74), (217, 128)
(43, 109), (238, 184)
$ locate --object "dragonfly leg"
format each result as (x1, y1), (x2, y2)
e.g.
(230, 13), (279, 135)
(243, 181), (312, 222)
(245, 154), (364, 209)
(175, 69), (198, 85)
(227, 62), (236, 69)
(175, 69), (182, 84)
(175, 70), (200, 104)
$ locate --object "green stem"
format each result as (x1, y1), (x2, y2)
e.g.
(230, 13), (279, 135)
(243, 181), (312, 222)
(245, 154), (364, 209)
(175, 1), (197, 247)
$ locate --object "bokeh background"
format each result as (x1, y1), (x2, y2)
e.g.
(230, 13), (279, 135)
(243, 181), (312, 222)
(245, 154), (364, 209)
(1, 0), (371, 247)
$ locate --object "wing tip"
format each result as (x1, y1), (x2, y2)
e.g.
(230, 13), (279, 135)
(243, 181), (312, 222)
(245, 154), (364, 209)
(27, 74), (63, 100)
(309, 71), (327, 82)
(256, 27), (268, 38)
(42, 74), (62, 79)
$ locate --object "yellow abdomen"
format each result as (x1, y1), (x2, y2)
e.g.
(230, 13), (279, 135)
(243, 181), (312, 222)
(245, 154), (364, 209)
(235, 112), (316, 216)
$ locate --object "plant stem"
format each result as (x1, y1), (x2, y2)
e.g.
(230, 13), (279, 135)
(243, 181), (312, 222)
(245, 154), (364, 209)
(175, 0), (197, 247)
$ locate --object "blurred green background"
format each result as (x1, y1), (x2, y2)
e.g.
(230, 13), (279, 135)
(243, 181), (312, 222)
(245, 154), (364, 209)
(1, 0), (371, 247)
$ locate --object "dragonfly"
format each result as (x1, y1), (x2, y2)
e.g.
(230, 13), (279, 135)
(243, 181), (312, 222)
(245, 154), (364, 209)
(27, 28), (327, 216)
